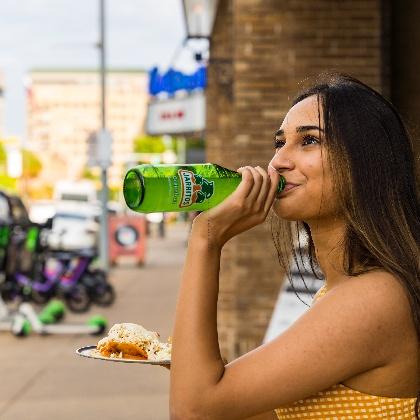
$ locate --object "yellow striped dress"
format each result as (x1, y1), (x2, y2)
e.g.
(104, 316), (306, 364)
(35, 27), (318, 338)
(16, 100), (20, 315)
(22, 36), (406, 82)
(275, 286), (417, 419)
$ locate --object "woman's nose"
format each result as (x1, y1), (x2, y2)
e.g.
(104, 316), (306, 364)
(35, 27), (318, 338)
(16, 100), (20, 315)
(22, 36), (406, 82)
(269, 149), (295, 173)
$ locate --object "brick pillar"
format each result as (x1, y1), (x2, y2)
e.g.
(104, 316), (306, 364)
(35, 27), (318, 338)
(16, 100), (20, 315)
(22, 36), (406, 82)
(207, 0), (387, 360)
(391, 0), (420, 157)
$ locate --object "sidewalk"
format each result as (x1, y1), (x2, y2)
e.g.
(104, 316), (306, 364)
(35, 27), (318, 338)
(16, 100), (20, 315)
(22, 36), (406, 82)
(0, 222), (189, 420)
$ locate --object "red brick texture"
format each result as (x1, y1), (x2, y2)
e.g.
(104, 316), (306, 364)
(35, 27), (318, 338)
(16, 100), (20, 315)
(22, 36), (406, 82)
(207, 0), (389, 360)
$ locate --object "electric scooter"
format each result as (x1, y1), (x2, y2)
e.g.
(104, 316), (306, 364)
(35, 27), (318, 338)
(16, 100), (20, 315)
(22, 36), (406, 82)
(8, 223), (91, 312)
(0, 220), (107, 336)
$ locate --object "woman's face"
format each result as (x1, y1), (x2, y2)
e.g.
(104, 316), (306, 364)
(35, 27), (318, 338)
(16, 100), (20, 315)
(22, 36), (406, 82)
(268, 95), (339, 222)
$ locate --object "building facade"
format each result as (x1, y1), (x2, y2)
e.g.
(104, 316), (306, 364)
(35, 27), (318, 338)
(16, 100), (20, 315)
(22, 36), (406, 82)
(26, 69), (148, 188)
(206, 0), (419, 361)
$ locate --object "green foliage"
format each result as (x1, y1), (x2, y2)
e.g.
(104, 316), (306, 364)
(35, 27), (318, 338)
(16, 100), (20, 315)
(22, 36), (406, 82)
(0, 142), (6, 165)
(132, 135), (204, 155)
(133, 135), (166, 154)
(22, 149), (42, 178)
(0, 142), (15, 191)
(0, 174), (17, 191)
(187, 138), (205, 150)
(0, 143), (6, 175)
(170, 137), (178, 153)
(82, 167), (99, 181)
(108, 185), (122, 202)
(0, 141), (45, 196)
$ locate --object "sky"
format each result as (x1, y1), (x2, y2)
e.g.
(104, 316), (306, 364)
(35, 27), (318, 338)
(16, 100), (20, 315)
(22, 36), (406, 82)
(0, 0), (197, 139)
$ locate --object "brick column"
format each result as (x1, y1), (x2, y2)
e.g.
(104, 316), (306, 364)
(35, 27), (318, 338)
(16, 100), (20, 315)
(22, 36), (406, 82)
(391, 0), (420, 157)
(207, 0), (386, 360)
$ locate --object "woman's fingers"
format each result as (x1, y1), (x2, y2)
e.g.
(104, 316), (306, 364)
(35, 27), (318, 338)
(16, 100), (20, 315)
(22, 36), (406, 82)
(255, 166), (271, 205)
(254, 166), (277, 220)
(235, 167), (255, 199)
(236, 166), (272, 218)
(242, 166), (264, 203)
(264, 168), (281, 215)
(203, 165), (275, 246)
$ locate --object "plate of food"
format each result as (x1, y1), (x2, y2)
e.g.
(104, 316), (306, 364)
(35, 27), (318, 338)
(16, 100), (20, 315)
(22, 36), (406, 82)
(76, 323), (171, 365)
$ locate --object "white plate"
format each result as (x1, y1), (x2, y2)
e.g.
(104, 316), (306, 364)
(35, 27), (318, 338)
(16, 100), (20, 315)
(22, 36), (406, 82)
(76, 345), (171, 365)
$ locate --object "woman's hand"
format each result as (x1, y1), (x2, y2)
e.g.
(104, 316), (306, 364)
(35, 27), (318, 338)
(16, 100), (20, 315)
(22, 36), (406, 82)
(191, 166), (280, 249)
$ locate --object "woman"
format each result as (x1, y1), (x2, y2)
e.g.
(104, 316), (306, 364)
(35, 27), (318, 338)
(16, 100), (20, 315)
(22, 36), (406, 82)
(169, 73), (420, 419)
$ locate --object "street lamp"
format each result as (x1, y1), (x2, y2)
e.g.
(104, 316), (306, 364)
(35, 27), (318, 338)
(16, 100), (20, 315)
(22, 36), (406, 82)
(181, 0), (219, 39)
(98, 0), (110, 272)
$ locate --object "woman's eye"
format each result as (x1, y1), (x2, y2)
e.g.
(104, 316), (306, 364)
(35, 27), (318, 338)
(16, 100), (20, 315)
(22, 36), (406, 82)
(274, 138), (285, 149)
(302, 135), (320, 146)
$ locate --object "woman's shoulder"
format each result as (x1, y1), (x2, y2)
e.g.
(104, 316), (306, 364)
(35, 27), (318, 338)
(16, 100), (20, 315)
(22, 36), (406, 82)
(331, 271), (419, 396)
(326, 270), (414, 336)
(317, 270), (408, 305)
(337, 270), (409, 303)
(307, 270), (415, 369)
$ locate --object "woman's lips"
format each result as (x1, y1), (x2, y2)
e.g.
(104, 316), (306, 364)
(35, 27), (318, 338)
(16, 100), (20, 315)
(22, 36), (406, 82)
(277, 183), (299, 197)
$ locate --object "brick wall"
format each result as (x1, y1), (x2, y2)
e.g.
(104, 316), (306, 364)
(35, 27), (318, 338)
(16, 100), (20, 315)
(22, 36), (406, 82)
(391, 0), (420, 157)
(207, 0), (386, 360)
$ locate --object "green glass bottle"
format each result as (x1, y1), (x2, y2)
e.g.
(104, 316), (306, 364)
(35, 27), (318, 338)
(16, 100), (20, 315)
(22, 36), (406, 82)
(123, 163), (286, 213)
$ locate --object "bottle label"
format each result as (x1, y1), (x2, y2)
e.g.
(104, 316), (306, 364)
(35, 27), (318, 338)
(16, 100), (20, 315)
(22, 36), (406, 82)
(178, 169), (215, 208)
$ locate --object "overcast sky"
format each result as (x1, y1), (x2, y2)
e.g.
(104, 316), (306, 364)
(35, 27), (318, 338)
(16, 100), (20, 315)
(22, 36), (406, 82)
(0, 0), (196, 138)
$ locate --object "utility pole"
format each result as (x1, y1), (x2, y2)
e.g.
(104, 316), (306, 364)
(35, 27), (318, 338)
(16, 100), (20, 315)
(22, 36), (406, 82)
(98, 0), (109, 272)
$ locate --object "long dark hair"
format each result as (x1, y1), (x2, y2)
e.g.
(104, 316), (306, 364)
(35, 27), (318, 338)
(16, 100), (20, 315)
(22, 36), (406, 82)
(271, 72), (420, 415)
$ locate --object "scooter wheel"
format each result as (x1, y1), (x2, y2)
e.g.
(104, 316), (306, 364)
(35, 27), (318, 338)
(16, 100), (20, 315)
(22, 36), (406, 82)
(13, 319), (31, 337)
(45, 299), (66, 321)
(39, 299), (66, 323)
(93, 283), (116, 307)
(87, 315), (107, 335)
(38, 312), (55, 324)
(66, 284), (91, 313)
(31, 290), (50, 305)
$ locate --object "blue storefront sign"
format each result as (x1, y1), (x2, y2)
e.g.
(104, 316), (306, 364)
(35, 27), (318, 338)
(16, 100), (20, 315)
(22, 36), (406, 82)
(148, 66), (207, 96)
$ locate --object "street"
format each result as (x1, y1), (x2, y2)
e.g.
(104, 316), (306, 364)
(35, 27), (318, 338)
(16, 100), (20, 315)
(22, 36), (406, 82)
(0, 222), (189, 420)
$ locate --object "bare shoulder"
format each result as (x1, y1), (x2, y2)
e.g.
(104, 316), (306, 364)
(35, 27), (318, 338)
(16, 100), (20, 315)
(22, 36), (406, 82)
(213, 271), (416, 412)
(330, 270), (411, 313)
(321, 270), (415, 344)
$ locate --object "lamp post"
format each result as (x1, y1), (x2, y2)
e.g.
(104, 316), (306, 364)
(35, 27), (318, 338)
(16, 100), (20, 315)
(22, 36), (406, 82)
(98, 0), (109, 272)
(181, 0), (219, 39)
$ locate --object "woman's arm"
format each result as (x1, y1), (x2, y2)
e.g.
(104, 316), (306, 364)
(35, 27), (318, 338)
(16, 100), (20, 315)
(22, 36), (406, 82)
(170, 166), (279, 419)
(170, 233), (225, 417)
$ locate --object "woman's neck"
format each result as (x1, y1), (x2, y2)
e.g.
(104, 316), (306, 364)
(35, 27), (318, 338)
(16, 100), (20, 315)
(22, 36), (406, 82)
(307, 218), (347, 290)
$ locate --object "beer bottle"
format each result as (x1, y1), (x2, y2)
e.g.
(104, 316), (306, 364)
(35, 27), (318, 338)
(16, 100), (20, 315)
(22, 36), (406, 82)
(123, 163), (286, 213)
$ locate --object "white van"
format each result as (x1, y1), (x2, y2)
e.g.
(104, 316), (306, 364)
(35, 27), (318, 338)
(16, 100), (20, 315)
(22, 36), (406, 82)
(53, 180), (98, 204)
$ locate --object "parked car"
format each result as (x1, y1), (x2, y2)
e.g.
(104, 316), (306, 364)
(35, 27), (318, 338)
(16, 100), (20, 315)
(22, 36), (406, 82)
(53, 180), (97, 204)
(48, 204), (99, 251)
(28, 200), (56, 224)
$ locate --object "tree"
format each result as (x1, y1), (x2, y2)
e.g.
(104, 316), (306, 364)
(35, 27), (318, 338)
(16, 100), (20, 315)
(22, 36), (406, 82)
(0, 142), (6, 166)
(0, 142), (6, 174)
(133, 135), (166, 154)
(0, 142), (16, 192)
(0, 174), (17, 191)
(82, 167), (100, 181)
(22, 149), (42, 178)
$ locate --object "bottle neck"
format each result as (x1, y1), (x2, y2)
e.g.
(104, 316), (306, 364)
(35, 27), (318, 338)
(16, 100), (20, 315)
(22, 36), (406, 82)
(277, 175), (286, 192)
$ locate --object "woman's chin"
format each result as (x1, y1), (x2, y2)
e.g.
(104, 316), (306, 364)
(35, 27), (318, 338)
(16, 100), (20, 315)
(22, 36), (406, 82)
(273, 200), (307, 221)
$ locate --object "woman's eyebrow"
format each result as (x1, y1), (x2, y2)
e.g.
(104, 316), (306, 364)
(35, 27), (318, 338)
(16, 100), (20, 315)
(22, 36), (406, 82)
(274, 125), (323, 137)
(296, 125), (324, 133)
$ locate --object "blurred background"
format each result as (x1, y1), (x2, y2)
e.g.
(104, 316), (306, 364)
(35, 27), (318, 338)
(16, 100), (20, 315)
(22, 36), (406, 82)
(0, 1), (419, 419)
